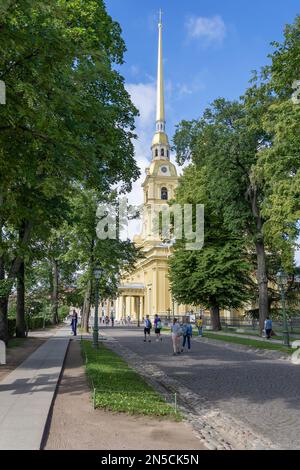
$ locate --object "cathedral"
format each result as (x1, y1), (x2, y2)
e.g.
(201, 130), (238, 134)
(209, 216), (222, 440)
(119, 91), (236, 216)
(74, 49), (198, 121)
(115, 14), (194, 323)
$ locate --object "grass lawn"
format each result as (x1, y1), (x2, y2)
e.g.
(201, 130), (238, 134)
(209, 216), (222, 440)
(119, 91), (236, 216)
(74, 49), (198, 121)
(204, 331), (293, 354)
(81, 340), (180, 418)
(7, 338), (27, 348)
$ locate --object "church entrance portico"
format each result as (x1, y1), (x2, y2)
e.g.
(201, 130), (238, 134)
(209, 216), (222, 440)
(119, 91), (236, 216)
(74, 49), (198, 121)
(117, 285), (145, 326)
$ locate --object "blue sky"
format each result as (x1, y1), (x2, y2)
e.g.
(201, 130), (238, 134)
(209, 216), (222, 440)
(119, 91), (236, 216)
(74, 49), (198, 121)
(105, 0), (300, 262)
(106, 0), (299, 137)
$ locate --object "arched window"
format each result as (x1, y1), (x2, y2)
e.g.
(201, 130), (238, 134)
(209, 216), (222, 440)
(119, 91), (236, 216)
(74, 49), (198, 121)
(155, 149), (158, 157)
(161, 187), (168, 200)
(161, 148), (164, 157)
(167, 150), (169, 158)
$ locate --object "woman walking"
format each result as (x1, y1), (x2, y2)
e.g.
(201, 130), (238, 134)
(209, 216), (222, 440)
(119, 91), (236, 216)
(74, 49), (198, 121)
(171, 318), (182, 355)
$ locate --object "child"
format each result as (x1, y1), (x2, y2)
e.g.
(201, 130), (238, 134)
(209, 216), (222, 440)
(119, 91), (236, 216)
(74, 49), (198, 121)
(144, 315), (152, 342)
(154, 314), (162, 341)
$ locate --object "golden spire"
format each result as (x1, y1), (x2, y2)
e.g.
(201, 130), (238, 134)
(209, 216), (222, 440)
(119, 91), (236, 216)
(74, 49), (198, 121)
(156, 9), (165, 124)
(151, 9), (170, 160)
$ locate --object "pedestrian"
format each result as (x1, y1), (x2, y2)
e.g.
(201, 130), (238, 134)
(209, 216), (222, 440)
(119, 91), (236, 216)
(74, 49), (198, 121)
(154, 314), (162, 341)
(105, 315), (109, 326)
(110, 313), (114, 327)
(143, 315), (152, 342)
(181, 318), (193, 352)
(71, 310), (78, 336)
(127, 315), (131, 325)
(264, 316), (273, 339)
(171, 318), (182, 355)
(196, 316), (203, 336)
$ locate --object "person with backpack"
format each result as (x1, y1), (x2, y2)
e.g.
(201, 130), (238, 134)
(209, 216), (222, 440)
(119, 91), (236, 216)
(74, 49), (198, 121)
(181, 318), (193, 352)
(171, 318), (182, 355)
(144, 315), (152, 342)
(154, 314), (162, 341)
(264, 316), (273, 339)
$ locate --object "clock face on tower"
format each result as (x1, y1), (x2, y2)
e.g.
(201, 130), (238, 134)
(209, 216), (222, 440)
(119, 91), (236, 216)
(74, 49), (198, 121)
(160, 166), (168, 174)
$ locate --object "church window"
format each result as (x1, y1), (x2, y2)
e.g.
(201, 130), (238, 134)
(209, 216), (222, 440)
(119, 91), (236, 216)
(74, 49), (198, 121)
(155, 149), (158, 157)
(167, 150), (169, 158)
(161, 187), (168, 200)
(161, 148), (164, 157)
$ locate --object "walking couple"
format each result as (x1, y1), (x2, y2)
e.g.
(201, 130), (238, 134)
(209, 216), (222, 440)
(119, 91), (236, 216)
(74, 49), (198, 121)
(143, 314), (162, 342)
(171, 318), (192, 355)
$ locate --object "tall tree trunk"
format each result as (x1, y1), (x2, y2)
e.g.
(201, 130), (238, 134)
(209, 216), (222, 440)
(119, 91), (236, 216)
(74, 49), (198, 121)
(16, 261), (26, 337)
(51, 259), (59, 324)
(0, 195), (9, 343)
(0, 297), (9, 344)
(256, 238), (268, 332)
(0, 252), (9, 343)
(251, 188), (269, 333)
(0, 219), (32, 342)
(210, 302), (222, 331)
(82, 280), (92, 333)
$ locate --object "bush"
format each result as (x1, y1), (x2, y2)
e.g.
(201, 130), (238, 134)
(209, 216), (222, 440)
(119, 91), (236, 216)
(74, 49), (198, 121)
(58, 305), (69, 321)
(27, 315), (52, 330)
(8, 318), (16, 338)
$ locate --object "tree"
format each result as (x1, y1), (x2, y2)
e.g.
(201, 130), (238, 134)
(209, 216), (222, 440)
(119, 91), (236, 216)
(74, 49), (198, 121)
(173, 97), (274, 331)
(62, 188), (140, 332)
(253, 17), (300, 268)
(169, 165), (254, 330)
(0, 0), (139, 342)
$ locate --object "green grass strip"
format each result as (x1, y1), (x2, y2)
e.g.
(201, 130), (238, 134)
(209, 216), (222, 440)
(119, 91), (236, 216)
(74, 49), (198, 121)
(204, 332), (293, 354)
(81, 340), (180, 418)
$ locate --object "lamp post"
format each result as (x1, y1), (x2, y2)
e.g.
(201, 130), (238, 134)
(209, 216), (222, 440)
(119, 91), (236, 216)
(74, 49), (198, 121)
(276, 270), (290, 347)
(137, 298), (141, 327)
(93, 267), (102, 348)
(166, 308), (171, 321)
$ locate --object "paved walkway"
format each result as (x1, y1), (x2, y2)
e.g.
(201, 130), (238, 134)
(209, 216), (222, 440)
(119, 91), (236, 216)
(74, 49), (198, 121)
(105, 327), (300, 450)
(0, 327), (70, 450)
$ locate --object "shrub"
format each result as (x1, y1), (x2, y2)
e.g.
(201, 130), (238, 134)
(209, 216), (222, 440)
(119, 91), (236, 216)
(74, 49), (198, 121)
(8, 318), (16, 338)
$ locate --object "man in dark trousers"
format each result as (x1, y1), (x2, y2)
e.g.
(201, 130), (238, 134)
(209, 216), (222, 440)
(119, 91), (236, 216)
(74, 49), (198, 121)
(71, 310), (78, 336)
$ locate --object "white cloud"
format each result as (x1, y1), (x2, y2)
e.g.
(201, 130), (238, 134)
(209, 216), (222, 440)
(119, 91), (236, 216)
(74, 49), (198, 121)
(126, 82), (156, 128)
(186, 15), (226, 44)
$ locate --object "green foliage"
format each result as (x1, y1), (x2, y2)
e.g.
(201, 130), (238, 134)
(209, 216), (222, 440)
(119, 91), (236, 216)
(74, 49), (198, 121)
(58, 305), (69, 321)
(172, 16), (300, 322)
(7, 318), (16, 338)
(0, 0), (140, 341)
(82, 340), (178, 418)
(169, 162), (254, 313)
(27, 315), (52, 330)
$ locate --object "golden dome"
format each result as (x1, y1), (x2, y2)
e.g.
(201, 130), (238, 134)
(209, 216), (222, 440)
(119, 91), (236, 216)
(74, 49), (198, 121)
(151, 131), (169, 147)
